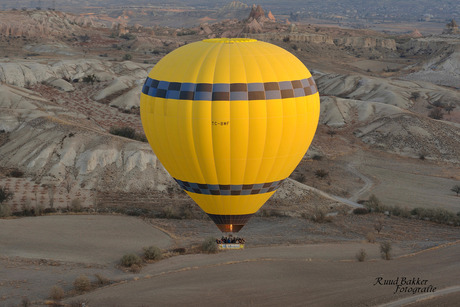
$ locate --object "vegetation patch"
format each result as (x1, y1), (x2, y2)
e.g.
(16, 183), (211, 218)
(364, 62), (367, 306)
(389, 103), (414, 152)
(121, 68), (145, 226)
(120, 253), (143, 268)
(109, 126), (147, 142)
(201, 237), (219, 254)
(143, 245), (163, 261)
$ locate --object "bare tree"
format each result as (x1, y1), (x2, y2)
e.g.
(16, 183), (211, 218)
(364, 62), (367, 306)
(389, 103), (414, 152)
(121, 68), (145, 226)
(47, 184), (56, 209)
(445, 103), (455, 115)
(374, 218), (384, 234)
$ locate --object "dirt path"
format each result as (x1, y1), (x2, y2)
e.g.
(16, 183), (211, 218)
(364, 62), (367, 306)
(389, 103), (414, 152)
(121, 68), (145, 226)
(347, 162), (374, 202)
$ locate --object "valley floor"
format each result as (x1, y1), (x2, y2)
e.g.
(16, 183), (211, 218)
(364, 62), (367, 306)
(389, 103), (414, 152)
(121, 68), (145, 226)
(0, 214), (459, 306)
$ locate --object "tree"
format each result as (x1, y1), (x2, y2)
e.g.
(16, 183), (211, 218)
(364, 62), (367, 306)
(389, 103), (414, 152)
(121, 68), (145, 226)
(374, 218), (384, 234)
(380, 241), (392, 260)
(445, 103), (455, 115)
(327, 130), (337, 137)
(451, 185), (460, 197)
(410, 92), (420, 100)
(82, 74), (97, 84)
(0, 187), (13, 217)
(0, 186), (13, 204)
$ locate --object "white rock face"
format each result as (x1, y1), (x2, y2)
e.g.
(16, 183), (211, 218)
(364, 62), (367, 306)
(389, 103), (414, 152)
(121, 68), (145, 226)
(315, 72), (460, 110)
(320, 96), (402, 127)
(405, 50), (460, 88)
(46, 78), (75, 92)
(0, 115), (172, 192)
(93, 77), (132, 101)
(0, 59), (149, 89)
(109, 85), (142, 110)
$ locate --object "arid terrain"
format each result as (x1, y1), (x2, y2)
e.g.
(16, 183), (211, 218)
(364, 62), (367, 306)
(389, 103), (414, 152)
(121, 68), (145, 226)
(0, 3), (459, 307)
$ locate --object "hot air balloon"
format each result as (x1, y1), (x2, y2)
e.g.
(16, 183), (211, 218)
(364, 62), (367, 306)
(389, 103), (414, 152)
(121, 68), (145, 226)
(140, 38), (320, 233)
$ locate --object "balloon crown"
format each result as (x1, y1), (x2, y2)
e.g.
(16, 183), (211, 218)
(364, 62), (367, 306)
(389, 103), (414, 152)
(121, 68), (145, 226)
(203, 38), (257, 44)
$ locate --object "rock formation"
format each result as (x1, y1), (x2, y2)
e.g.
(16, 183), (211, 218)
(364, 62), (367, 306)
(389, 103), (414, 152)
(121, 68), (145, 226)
(443, 19), (459, 34)
(248, 4), (266, 21)
(242, 19), (263, 34)
(408, 29), (423, 38)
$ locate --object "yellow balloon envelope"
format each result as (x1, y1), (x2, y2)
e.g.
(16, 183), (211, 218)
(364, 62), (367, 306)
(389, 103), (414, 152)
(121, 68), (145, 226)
(140, 38), (320, 232)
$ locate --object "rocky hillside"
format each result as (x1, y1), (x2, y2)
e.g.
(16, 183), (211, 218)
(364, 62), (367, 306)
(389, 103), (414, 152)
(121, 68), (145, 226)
(0, 8), (458, 215)
(0, 10), (104, 39)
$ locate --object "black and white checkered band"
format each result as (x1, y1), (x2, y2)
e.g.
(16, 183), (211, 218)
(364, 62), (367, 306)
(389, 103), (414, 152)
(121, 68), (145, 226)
(174, 178), (285, 195)
(142, 77), (317, 101)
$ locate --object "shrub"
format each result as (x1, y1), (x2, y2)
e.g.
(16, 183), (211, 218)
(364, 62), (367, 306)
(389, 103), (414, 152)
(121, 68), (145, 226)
(410, 207), (460, 225)
(327, 130), (337, 137)
(70, 199), (83, 212)
(309, 207), (332, 223)
(312, 154), (323, 161)
(364, 194), (387, 213)
(130, 264), (141, 273)
(390, 206), (410, 218)
(428, 107), (444, 120)
(50, 285), (65, 300)
(120, 33), (136, 40)
(380, 241), (392, 260)
(123, 53), (132, 61)
(260, 209), (287, 217)
(144, 246), (162, 261)
(374, 218), (384, 234)
(353, 207), (369, 215)
(0, 186), (13, 204)
(356, 249), (367, 262)
(109, 126), (147, 142)
(82, 74), (97, 84)
(120, 253), (142, 267)
(74, 275), (91, 293)
(295, 173), (306, 183)
(172, 247), (186, 254)
(20, 297), (30, 307)
(8, 169), (24, 178)
(94, 274), (111, 286)
(366, 232), (375, 243)
(201, 237), (218, 254)
(451, 185), (460, 197)
(410, 92), (420, 100)
(314, 169), (329, 179)
(0, 203), (11, 217)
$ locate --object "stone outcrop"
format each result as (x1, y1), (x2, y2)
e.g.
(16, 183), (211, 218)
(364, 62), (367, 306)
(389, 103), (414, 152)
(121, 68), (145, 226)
(246, 32), (335, 45)
(443, 19), (459, 34)
(248, 4), (266, 22)
(333, 36), (397, 50)
(242, 19), (263, 34)
(409, 29), (423, 38)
